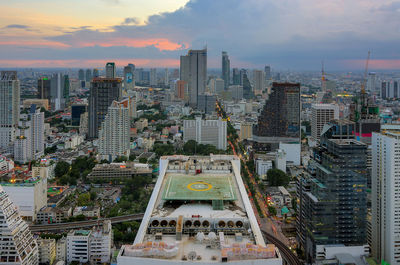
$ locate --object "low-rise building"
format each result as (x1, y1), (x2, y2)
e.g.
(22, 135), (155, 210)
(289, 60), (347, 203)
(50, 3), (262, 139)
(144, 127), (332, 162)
(135, 118), (148, 131)
(36, 206), (72, 224)
(56, 237), (67, 263)
(73, 206), (100, 218)
(88, 162), (152, 180)
(37, 238), (56, 265)
(64, 134), (84, 149)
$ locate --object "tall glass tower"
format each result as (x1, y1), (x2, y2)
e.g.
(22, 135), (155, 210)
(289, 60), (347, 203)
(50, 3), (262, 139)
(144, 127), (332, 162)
(222, 51), (230, 90)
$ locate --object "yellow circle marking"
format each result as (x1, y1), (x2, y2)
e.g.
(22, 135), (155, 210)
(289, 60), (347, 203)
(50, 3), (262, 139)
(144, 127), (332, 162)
(187, 181), (213, 191)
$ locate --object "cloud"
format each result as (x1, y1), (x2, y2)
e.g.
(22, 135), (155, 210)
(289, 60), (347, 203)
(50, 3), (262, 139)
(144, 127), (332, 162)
(4, 24), (30, 29)
(122, 17), (140, 25)
(0, 0), (399, 69)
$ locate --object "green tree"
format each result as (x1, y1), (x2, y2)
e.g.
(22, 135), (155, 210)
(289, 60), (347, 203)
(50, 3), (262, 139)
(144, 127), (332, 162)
(55, 161), (70, 178)
(114, 156), (128, 163)
(266, 169), (290, 186)
(138, 157), (148, 163)
(153, 143), (174, 157)
(128, 154), (136, 161)
(268, 206), (277, 216)
(77, 193), (91, 206)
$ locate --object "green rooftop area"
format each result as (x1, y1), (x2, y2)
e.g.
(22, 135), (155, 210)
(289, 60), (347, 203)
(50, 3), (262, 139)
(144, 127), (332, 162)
(74, 230), (90, 236)
(162, 174), (236, 201)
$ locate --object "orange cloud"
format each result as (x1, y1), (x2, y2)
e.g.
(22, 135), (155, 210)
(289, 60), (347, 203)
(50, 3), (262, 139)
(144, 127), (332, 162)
(0, 40), (70, 48)
(0, 58), (180, 68)
(344, 59), (400, 70)
(78, 38), (186, 51)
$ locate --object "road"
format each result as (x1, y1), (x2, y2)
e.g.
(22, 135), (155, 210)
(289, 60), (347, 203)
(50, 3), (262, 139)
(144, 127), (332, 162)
(29, 213), (144, 232)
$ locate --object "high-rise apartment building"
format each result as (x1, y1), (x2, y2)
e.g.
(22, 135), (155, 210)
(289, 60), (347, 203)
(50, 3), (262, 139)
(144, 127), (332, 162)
(253, 82), (300, 151)
(176, 80), (186, 100)
(298, 138), (368, 261)
(183, 116), (227, 150)
(265, 65), (271, 80)
(85, 69), (92, 82)
(150, 68), (157, 86)
(49, 73), (68, 111)
(232, 68), (240, 85)
(88, 77), (122, 138)
(371, 131), (400, 265)
(0, 71), (20, 150)
(197, 94), (217, 114)
(93, 68), (99, 78)
(253, 70), (265, 95)
(210, 78), (224, 94)
(123, 64), (135, 92)
(180, 48), (207, 108)
(0, 186), (39, 264)
(105, 62), (116, 78)
(311, 104), (339, 141)
(164, 68), (169, 85)
(367, 72), (377, 92)
(78, 69), (85, 81)
(222, 51), (230, 89)
(98, 101), (130, 161)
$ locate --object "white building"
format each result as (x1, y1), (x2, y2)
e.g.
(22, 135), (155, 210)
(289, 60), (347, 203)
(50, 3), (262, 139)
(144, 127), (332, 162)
(56, 237), (67, 263)
(0, 71), (19, 151)
(1, 177), (47, 222)
(256, 159), (273, 177)
(0, 186), (39, 264)
(67, 230), (91, 264)
(117, 155), (282, 265)
(279, 142), (300, 166)
(105, 62), (116, 78)
(183, 116), (227, 150)
(371, 131), (400, 265)
(311, 104), (339, 141)
(66, 221), (113, 264)
(65, 134), (84, 149)
(37, 238), (56, 265)
(98, 100), (130, 161)
(210, 78), (224, 94)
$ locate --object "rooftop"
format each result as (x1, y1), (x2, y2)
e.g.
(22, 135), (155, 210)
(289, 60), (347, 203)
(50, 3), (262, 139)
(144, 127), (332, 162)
(118, 155), (281, 264)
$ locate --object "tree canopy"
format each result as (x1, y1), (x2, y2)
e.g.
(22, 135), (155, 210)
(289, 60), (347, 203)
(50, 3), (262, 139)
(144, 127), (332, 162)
(266, 168), (290, 186)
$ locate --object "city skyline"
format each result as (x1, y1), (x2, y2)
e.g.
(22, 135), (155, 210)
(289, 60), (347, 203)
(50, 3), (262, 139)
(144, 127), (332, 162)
(1, 0), (400, 70)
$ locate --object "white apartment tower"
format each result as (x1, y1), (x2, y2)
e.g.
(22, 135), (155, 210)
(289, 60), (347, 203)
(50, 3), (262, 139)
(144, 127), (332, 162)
(0, 186), (39, 264)
(105, 62), (116, 78)
(311, 103), (339, 141)
(371, 131), (400, 265)
(183, 116), (227, 150)
(98, 100), (130, 161)
(0, 71), (20, 151)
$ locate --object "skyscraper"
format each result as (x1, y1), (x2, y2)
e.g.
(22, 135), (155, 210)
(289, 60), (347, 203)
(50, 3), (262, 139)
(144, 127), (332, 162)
(164, 68), (169, 85)
(0, 186), (39, 264)
(371, 131), (400, 265)
(242, 72), (253, 99)
(264, 65), (271, 80)
(123, 64), (135, 92)
(78, 69), (85, 81)
(222, 51), (230, 90)
(93, 68), (99, 78)
(232, 68), (240, 85)
(150, 68), (157, 86)
(298, 137), (368, 261)
(105, 62), (116, 78)
(98, 101), (130, 161)
(50, 73), (67, 111)
(0, 71), (20, 150)
(252, 70), (265, 95)
(85, 69), (92, 82)
(88, 77), (122, 139)
(253, 82), (300, 150)
(311, 104), (339, 142)
(37, 77), (51, 103)
(180, 48), (207, 108)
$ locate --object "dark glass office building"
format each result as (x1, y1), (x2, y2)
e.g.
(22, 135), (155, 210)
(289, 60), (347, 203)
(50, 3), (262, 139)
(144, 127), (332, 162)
(71, 104), (87, 126)
(299, 137), (368, 261)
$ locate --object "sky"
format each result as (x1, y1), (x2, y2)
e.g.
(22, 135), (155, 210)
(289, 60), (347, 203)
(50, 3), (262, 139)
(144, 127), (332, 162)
(1, 0), (400, 70)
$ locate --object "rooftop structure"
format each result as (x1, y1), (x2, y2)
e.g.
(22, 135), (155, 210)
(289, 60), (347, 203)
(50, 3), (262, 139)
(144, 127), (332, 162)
(118, 155), (282, 265)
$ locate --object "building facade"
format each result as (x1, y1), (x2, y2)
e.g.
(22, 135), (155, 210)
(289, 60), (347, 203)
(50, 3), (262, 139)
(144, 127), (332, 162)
(0, 186), (39, 264)
(98, 101), (130, 161)
(222, 51), (230, 89)
(0, 71), (20, 151)
(371, 131), (400, 265)
(311, 104), (339, 141)
(88, 77), (122, 138)
(183, 116), (227, 150)
(105, 62), (116, 78)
